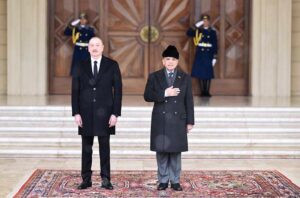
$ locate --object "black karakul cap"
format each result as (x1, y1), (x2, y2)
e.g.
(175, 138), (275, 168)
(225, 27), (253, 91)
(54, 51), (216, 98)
(162, 45), (179, 59)
(201, 14), (210, 20)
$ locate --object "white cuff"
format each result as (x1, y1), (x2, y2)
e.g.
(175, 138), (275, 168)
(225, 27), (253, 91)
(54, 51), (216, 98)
(71, 19), (80, 26)
(164, 90), (169, 97)
(195, 21), (204, 28)
(212, 59), (217, 66)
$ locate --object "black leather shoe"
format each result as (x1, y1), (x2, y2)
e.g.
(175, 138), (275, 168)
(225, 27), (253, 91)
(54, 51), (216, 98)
(157, 183), (168, 190)
(77, 180), (92, 190)
(101, 177), (113, 190)
(171, 183), (183, 191)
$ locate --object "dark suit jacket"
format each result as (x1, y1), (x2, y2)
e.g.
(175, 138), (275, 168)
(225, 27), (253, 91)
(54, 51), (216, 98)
(144, 68), (194, 152)
(72, 55), (122, 136)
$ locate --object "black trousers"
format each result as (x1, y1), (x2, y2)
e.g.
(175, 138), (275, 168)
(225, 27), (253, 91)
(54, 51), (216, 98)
(199, 79), (211, 95)
(81, 135), (111, 181)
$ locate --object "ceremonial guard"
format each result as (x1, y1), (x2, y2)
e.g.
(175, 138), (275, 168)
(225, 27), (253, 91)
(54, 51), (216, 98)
(187, 14), (218, 97)
(64, 12), (95, 76)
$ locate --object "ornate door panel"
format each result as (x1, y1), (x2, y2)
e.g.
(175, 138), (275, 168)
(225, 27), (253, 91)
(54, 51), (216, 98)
(100, 0), (193, 94)
(100, 0), (149, 94)
(149, 0), (192, 74)
(48, 0), (100, 94)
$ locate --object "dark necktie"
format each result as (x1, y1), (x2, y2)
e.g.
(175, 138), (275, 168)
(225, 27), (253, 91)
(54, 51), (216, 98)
(168, 72), (174, 86)
(93, 61), (98, 78)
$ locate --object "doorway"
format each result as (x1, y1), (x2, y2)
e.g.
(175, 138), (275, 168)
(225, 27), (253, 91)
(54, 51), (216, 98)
(48, 0), (250, 95)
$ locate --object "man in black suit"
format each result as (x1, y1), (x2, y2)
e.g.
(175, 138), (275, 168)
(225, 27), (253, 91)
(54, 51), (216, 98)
(144, 45), (194, 191)
(72, 37), (122, 190)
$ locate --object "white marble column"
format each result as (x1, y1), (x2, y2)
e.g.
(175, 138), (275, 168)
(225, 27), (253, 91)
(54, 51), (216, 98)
(7, 0), (47, 95)
(251, 0), (292, 97)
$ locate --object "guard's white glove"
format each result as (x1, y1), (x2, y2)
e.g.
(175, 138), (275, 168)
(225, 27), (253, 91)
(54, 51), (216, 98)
(71, 19), (80, 26)
(195, 20), (204, 28)
(212, 59), (217, 67)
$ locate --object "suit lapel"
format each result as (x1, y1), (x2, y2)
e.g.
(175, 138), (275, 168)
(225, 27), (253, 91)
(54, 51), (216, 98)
(172, 69), (184, 88)
(95, 56), (108, 83)
(156, 69), (169, 89)
(83, 59), (93, 79)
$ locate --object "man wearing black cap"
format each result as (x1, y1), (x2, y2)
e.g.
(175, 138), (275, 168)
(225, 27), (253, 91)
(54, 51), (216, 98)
(187, 14), (218, 97)
(144, 45), (194, 191)
(64, 12), (95, 76)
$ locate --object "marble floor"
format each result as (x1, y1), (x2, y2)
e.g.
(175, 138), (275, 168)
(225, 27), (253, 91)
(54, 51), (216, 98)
(2, 158), (300, 197)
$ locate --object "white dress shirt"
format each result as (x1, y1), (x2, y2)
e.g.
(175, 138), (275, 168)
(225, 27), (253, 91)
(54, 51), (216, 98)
(91, 56), (102, 75)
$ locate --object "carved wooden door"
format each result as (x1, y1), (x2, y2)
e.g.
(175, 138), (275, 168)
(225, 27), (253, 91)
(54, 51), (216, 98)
(100, 0), (150, 94)
(49, 0), (250, 95)
(48, 0), (100, 94)
(100, 0), (192, 94)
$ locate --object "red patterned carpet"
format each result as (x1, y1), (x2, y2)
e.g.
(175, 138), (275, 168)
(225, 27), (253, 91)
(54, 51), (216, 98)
(14, 170), (300, 198)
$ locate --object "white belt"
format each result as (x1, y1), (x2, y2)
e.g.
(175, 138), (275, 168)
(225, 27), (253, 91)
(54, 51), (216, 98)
(75, 42), (88, 47)
(198, 43), (212, 48)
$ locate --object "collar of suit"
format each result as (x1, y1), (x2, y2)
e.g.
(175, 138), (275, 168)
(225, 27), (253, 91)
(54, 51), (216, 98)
(165, 68), (177, 75)
(80, 56), (109, 85)
(157, 68), (183, 89)
(91, 56), (102, 74)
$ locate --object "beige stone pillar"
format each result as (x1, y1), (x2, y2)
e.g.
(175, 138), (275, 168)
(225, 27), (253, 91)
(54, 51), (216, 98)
(0, 0), (7, 95)
(251, 0), (292, 97)
(7, 0), (47, 95)
(292, 0), (300, 96)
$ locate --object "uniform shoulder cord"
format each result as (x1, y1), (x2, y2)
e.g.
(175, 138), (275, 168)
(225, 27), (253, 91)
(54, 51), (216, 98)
(72, 28), (80, 44)
(193, 29), (202, 46)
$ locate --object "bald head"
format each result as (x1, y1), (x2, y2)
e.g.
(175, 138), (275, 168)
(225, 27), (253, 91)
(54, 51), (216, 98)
(88, 37), (104, 58)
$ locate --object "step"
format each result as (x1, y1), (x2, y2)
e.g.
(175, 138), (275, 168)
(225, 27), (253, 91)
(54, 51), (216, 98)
(1, 106), (300, 117)
(0, 147), (299, 159)
(1, 123), (300, 129)
(0, 115), (300, 123)
(0, 105), (299, 159)
(1, 138), (300, 149)
(1, 116), (300, 123)
(0, 127), (299, 133)
(1, 131), (300, 139)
